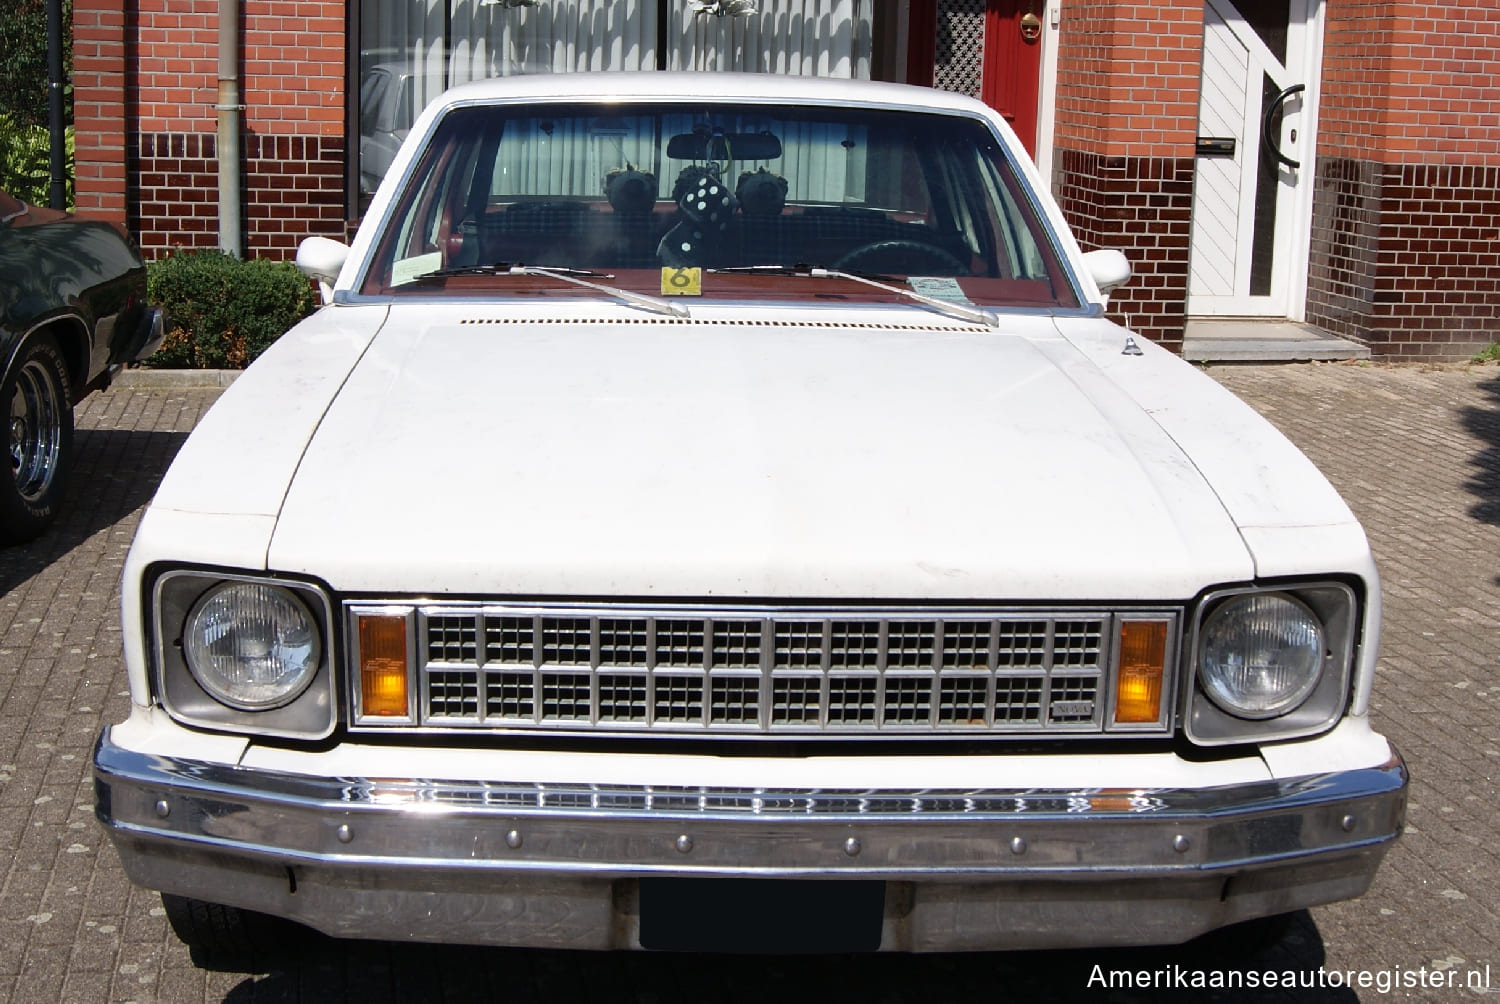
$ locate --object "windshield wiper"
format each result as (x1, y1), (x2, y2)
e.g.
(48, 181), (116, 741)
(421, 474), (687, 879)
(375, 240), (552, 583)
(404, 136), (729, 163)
(411, 263), (689, 319)
(710, 264), (999, 328)
(416, 263), (612, 280)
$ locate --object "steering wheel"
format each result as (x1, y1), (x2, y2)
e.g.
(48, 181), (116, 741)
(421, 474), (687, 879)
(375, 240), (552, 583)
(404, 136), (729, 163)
(832, 240), (968, 276)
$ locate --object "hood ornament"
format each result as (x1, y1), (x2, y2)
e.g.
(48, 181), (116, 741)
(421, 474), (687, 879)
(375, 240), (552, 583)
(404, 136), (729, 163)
(1122, 337), (1144, 356)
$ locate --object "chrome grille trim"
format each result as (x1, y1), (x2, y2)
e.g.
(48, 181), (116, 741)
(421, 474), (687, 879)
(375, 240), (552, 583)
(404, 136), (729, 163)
(346, 780), (1175, 817)
(347, 602), (1180, 738)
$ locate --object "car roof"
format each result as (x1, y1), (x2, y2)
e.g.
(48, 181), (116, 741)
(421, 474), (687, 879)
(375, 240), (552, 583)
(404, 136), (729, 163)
(435, 71), (990, 117)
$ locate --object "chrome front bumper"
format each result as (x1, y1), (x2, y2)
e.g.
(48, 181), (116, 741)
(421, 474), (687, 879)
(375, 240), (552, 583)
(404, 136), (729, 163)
(93, 727), (1406, 952)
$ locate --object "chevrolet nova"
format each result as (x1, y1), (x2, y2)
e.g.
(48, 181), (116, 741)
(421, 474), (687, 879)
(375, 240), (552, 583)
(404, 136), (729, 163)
(94, 73), (1404, 957)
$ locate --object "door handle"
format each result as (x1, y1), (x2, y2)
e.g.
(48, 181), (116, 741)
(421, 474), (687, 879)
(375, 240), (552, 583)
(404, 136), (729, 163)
(1262, 83), (1305, 169)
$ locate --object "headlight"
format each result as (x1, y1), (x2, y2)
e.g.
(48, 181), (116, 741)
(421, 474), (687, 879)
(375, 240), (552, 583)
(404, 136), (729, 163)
(1198, 593), (1323, 718)
(183, 582), (321, 710)
(152, 569), (336, 738)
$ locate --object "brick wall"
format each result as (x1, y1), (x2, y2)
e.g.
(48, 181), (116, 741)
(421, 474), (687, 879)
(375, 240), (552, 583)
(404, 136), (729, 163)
(1050, 0), (1202, 353)
(73, 0), (348, 259)
(134, 132), (346, 257)
(72, 0), (128, 223)
(1309, 0), (1500, 359)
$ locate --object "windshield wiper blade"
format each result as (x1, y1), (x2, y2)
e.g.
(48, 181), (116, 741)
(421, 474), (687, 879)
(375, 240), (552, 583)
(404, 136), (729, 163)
(412, 263), (689, 318)
(416, 263), (613, 280)
(709, 264), (998, 328)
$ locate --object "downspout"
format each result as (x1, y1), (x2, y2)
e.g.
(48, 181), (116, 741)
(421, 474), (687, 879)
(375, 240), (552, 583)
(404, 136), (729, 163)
(217, 0), (241, 256)
(46, 0), (66, 210)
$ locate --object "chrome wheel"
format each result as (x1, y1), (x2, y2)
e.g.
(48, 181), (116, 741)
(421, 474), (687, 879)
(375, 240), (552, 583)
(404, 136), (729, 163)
(8, 353), (65, 502)
(0, 333), (73, 545)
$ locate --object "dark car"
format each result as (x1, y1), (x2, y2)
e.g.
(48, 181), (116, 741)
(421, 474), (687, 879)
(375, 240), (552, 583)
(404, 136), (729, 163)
(1, 190), (163, 544)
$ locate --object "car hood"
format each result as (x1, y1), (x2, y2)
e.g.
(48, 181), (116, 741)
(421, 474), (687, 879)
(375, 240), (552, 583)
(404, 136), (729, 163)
(259, 303), (1257, 598)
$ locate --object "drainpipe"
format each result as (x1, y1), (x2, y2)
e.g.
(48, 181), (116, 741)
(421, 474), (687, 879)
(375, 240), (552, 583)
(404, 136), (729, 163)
(217, 0), (242, 256)
(46, 0), (66, 210)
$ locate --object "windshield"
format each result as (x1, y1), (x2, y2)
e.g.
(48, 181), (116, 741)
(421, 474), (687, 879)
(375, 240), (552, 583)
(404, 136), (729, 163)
(362, 100), (1078, 309)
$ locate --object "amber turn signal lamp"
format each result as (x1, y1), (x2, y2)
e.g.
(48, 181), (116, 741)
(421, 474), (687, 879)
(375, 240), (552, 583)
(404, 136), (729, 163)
(1114, 619), (1168, 724)
(358, 614), (409, 717)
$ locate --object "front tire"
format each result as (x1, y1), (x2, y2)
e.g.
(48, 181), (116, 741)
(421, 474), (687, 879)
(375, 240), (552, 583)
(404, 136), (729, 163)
(1186, 911), (1296, 962)
(161, 894), (293, 967)
(2, 333), (73, 544)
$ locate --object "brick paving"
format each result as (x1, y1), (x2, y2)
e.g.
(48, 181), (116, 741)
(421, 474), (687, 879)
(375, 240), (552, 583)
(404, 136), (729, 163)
(0, 362), (1496, 1002)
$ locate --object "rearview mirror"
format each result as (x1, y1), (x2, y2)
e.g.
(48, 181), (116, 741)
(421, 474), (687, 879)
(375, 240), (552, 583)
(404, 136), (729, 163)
(667, 130), (782, 161)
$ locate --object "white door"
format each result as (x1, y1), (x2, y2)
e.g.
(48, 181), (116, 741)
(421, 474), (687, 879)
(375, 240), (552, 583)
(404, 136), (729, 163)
(1188, 0), (1317, 317)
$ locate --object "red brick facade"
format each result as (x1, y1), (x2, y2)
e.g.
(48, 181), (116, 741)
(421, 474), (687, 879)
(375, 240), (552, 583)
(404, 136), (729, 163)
(73, 0), (348, 257)
(1050, 0), (1203, 354)
(70, 2), (1500, 359)
(72, 0), (129, 222)
(1307, 0), (1500, 360)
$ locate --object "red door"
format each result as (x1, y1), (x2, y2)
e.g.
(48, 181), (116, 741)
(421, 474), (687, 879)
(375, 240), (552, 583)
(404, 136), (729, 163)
(908, 1), (1045, 159)
(981, 0), (1044, 157)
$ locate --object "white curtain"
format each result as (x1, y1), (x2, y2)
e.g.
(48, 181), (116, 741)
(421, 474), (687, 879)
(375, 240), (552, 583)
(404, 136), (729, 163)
(358, 0), (876, 193)
(492, 117), (662, 198)
(667, 0), (873, 78)
(452, 1), (658, 80)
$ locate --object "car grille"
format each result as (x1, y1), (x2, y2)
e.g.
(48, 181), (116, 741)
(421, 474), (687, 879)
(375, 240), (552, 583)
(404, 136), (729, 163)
(348, 602), (1179, 738)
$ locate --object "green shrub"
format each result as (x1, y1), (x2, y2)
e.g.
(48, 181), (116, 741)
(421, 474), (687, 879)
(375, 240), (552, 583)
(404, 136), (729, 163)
(146, 250), (317, 369)
(0, 113), (72, 207)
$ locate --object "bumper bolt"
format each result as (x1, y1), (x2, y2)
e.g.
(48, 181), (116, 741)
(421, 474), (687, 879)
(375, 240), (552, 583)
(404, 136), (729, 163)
(675, 834), (694, 854)
(844, 837), (862, 857)
(1173, 834), (1191, 853)
(336, 824), (354, 844)
(1010, 836), (1027, 855)
(506, 829), (523, 849)
(153, 799), (170, 819)
(1341, 814), (1357, 832)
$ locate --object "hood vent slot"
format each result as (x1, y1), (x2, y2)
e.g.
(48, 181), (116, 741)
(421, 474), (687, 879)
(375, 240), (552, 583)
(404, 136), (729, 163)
(456, 316), (978, 332)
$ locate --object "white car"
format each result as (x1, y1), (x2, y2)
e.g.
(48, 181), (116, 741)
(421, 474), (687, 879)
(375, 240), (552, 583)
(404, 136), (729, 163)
(95, 73), (1404, 958)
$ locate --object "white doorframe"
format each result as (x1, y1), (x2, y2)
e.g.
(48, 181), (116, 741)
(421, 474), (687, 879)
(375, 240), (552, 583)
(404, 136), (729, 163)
(1188, 0), (1324, 319)
(1285, 0), (1324, 322)
(1035, 0), (1061, 183)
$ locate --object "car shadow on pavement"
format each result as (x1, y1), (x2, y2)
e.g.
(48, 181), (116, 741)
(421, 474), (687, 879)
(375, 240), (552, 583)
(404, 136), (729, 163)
(0, 427), (187, 596)
(209, 910), (1360, 1004)
(1461, 374), (1500, 535)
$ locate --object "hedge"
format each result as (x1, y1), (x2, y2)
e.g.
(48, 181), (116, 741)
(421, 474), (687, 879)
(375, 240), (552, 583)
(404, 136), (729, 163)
(146, 250), (317, 369)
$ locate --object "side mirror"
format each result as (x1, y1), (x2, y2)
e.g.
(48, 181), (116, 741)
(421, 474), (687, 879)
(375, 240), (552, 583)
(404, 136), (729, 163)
(296, 236), (351, 305)
(1081, 249), (1132, 299)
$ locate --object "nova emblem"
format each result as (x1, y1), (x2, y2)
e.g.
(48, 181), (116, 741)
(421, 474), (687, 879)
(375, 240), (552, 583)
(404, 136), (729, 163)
(1050, 700), (1095, 718)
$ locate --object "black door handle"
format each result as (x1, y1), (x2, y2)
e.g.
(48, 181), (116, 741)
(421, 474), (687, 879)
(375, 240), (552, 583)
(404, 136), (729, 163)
(1262, 83), (1306, 169)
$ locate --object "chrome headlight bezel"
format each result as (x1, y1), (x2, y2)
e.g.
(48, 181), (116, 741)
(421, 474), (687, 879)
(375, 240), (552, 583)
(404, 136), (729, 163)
(151, 567), (338, 739)
(1184, 581), (1358, 747)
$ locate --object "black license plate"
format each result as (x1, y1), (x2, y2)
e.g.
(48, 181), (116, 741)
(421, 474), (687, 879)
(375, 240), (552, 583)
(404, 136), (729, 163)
(638, 878), (885, 953)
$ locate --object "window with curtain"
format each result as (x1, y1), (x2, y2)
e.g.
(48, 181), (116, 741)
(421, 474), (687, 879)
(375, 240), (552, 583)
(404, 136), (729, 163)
(355, 0), (875, 198)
